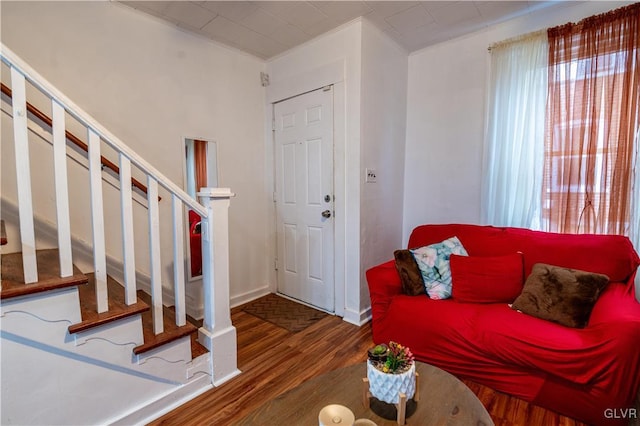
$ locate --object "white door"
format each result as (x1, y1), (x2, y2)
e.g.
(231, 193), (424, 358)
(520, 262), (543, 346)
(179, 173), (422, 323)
(274, 87), (334, 312)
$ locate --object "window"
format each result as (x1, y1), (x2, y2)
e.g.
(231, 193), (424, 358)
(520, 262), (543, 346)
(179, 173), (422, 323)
(484, 4), (639, 242)
(544, 8), (640, 235)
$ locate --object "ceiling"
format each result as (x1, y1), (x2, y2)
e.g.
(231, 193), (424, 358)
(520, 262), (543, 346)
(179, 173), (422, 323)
(119, 1), (572, 60)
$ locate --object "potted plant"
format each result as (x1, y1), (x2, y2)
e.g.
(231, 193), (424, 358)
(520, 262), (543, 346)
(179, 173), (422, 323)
(366, 341), (416, 404)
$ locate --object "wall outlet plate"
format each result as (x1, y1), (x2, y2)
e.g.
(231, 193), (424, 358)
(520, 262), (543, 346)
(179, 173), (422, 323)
(365, 168), (377, 183)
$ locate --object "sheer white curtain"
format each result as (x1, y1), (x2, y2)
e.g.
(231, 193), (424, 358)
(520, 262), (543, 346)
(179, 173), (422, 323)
(482, 31), (548, 229)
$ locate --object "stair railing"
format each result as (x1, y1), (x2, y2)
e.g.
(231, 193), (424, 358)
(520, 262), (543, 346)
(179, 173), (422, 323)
(1, 44), (239, 385)
(1, 82), (152, 198)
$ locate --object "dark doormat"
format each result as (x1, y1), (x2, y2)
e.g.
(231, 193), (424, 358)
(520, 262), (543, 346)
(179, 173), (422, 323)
(241, 293), (329, 333)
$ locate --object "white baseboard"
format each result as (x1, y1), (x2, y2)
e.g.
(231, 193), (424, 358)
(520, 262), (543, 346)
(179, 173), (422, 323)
(343, 306), (371, 326)
(230, 285), (271, 308)
(109, 373), (213, 426)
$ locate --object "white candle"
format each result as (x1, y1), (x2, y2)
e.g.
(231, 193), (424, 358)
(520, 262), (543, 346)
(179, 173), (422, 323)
(318, 404), (355, 426)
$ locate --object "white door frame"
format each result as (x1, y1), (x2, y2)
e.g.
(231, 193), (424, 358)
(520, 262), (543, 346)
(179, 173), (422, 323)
(266, 60), (346, 317)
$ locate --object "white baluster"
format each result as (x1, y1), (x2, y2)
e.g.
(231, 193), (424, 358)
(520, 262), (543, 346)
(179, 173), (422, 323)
(10, 68), (38, 283)
(52, 100), (73, 277)
(198, 188), (240, 386)
(88, 129), (108, 313)
(147, 177), (163, 334)
(172, 195), (186, 327)
(119, 154), (137, 305)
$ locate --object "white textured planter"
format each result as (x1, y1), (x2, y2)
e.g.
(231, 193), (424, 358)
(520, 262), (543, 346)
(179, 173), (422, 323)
(366, 360), (416, 404)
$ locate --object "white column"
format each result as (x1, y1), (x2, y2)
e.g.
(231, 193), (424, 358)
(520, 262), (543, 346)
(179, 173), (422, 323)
(197, 188), (240, 386)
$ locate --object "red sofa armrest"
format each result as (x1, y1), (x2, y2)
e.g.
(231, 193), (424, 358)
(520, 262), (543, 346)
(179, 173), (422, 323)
(589, 278), (640, 325)
(366, 260), (403, 339)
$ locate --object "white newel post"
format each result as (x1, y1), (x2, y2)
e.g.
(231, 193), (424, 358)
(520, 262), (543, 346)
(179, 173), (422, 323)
(197, 188), (241, 386)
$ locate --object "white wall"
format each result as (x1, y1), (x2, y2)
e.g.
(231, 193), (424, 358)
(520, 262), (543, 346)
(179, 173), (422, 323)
(1, 1), (268, 312)
(359, 20), (408, 313)
(403, 0), (632, 244)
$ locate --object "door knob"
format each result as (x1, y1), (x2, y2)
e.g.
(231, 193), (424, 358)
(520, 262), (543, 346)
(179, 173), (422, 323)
(321, 210), (332, 219)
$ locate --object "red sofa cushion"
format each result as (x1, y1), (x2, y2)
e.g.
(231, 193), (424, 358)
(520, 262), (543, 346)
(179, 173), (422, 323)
(450, 252), (524, 303)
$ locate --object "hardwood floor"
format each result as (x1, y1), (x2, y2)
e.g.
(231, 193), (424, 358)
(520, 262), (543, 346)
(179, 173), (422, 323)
(150, 303), (588, 426)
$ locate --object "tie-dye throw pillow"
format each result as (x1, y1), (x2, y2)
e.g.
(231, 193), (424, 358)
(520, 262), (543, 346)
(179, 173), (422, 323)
(410, 236), (468, 299)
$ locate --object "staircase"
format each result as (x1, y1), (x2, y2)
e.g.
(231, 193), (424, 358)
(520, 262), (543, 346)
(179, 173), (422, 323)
(0, 45), (240, 425)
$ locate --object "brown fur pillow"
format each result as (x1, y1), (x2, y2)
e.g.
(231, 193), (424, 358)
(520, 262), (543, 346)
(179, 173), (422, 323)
(394, 250), (425, 296)
(511, 263), (609, 328)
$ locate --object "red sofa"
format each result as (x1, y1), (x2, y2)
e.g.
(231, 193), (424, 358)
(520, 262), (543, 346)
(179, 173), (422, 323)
(366, 224), (640, 426)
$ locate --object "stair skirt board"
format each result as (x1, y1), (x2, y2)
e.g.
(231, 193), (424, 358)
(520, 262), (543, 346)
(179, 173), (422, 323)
(0, 287), (212, 425)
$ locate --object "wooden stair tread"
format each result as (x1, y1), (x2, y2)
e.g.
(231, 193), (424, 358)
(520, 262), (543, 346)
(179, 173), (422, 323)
(1, 220), (6, 245)
(134, 290), (206, 356)
(68, 273), (149, 334)
(134, 322), (198, 355)
(1, 249), (87, 299)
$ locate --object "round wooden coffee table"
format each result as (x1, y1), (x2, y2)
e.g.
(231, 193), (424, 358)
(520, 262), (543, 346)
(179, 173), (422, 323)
(238, 361), (494, 425)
